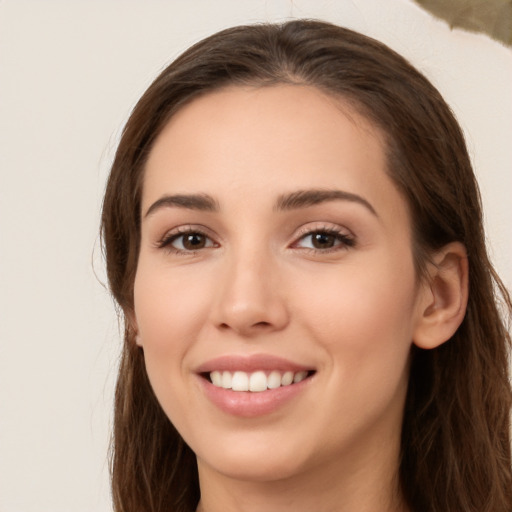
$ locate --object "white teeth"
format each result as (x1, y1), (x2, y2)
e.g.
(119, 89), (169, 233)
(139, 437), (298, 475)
(210, 371), (222, 387)
(281, 371), (294, 386)
(231, 371), (249, 391)
(221, 371), (232, 389)
(209, 370), (311, 392)
(267, 371), (282, 389)
(293, 371), (308, 383)
(249, 371), (267, 392)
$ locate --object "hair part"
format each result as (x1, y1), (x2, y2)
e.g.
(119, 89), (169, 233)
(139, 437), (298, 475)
(101, 20), (512, 512)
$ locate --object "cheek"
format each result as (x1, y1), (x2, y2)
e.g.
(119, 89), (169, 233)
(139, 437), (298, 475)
(134, 263), (208, 343)
(132, 265), (215, 430)
(295, 255), (418, 375)
(132, 264), (214, 395)
(295, 257), (417, 434)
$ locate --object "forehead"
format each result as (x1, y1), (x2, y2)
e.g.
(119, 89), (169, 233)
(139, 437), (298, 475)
(151, 84), (383, 159)
(142, 84), (407, 223)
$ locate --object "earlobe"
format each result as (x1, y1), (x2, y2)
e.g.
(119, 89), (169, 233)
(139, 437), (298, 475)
(413, 242), (469, 350)
(126, 311), (143, 347)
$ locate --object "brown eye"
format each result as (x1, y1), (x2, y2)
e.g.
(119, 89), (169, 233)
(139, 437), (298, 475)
(294, 230), (355, 251)
(162, 231), (216, 252)
(181, 233), (207, 250)
(311, 232), (336, 249)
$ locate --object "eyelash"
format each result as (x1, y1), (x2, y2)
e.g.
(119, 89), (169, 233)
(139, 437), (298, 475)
(157, 226), (355, 255)
(157, 226), (217, 254)
(292, 227), (355, 253)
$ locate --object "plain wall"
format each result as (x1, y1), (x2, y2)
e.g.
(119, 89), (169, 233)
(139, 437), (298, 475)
(0, 1), (510, 511)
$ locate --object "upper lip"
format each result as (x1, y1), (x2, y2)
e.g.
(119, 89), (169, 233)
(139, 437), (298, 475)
(195, 354), (314, 374)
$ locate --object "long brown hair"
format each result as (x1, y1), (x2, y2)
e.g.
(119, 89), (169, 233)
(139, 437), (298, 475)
(101, 20), (512, 512)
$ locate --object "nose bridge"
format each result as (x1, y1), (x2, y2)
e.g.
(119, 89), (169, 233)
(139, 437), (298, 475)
(212, 239), (288, 335)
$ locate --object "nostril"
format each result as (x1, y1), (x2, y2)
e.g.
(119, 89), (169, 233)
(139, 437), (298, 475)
(252, 321), (272, 328)
(217, 320), (273, 333)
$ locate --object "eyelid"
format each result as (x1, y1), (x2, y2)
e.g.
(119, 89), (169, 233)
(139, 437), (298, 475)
(292, 222), (354, 240)
(290, 223), (356, 252)
(153, 222), (355, 255)
(156, 224), (219, 253)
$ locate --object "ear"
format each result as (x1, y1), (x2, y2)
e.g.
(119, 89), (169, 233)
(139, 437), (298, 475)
(126, 310), (143, 347)
(413, 242), (469, 350)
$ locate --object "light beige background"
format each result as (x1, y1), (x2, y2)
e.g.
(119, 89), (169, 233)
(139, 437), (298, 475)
(0, 1), (510, 511)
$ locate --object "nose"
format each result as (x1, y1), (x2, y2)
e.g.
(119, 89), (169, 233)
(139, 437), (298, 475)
(210, 248), (289, 337)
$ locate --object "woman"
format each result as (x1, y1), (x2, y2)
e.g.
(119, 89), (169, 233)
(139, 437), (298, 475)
(101, 20), (512, 512)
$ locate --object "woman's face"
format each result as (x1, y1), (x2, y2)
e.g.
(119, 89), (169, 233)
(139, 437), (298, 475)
(134, 85), (428, 483)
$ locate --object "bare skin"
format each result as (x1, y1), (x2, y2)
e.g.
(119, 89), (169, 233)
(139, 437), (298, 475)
(133, 85), (467, 512)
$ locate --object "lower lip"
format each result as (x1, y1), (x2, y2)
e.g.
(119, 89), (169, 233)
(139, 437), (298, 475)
(197, 375), (312, 417)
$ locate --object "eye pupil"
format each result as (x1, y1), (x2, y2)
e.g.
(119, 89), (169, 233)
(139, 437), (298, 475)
(183, 233), (205, 250)
(312, 232), (335, 248)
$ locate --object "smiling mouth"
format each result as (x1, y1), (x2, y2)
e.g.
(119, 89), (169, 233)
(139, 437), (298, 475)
(201, 370), (316, 392)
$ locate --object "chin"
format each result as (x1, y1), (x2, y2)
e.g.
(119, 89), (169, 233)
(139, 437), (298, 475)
(205, 457), (305, 483)
(195, 434), (310, 483)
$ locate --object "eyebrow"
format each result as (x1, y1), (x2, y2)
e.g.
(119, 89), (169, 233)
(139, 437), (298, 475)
(144, 193), (219, 218)
(144, 188), (377, 218)
(274, 189), (378, 216)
